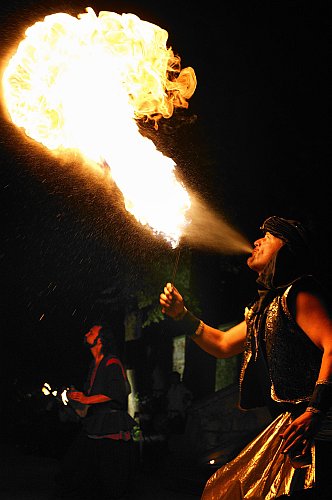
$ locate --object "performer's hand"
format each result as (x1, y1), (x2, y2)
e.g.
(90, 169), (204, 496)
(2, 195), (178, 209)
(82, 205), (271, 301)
(279, 410), (323, 460)
(160, 282), (185, 319)
(67, 390), (89, 405)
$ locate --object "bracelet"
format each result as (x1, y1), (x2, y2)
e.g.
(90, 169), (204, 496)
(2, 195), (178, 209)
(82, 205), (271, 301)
(305, 406), (323, 415)
(192, 320), (204, 338)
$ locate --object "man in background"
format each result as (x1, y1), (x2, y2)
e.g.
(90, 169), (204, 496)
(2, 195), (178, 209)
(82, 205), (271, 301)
(56, 324), (137, 499)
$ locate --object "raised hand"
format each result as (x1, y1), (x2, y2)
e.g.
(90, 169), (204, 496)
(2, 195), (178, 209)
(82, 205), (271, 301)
(159, 282), (186, 319)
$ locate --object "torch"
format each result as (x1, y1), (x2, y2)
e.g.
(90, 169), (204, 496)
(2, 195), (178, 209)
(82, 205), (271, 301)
(171, 245), (182, 286)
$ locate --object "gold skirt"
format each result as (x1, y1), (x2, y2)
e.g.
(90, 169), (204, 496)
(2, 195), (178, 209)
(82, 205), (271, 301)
(201, 412), (315, 499)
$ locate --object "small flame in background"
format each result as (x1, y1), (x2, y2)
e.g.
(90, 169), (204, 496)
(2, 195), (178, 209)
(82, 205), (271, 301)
(41, 382), (57, 397)
(42, 382), (69, 405)
(61, 389), (69, 406)
(2, 7), (197, 248)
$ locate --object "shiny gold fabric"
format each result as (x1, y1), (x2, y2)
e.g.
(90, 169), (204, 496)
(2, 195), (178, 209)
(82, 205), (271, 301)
(201, 412), (315, 499)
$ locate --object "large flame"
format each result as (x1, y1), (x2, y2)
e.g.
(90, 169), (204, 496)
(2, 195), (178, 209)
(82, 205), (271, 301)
(2, 7), (197, 247)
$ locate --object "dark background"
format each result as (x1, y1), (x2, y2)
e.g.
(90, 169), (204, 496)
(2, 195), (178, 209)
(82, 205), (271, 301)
(1, 1), (331, 396)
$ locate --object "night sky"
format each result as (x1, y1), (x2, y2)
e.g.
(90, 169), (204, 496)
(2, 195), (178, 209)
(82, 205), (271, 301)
(1, 1), (330, 393)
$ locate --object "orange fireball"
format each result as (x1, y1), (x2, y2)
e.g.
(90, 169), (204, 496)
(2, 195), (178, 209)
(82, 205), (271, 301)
(2, 7), (197, 247)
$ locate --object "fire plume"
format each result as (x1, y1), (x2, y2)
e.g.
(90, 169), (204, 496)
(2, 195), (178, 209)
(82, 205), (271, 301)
(2, 7), (197, 247)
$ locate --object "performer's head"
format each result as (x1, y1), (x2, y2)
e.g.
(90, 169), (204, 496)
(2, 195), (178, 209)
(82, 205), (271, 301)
(84, 324), (119, 355)
(247, 216), (313, 288)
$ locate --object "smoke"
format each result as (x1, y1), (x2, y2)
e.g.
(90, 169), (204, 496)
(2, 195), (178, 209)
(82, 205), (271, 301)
(183, 194), (252, 254)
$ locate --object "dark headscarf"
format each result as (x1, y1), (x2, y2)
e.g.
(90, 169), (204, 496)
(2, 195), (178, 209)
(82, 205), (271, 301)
(261, 216), (310, 255)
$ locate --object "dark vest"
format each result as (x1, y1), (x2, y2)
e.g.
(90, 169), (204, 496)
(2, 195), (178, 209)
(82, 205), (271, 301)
(240, 282), (322, 410)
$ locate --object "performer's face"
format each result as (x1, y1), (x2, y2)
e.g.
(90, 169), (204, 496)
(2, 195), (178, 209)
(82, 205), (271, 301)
(84, 325), (102, 347)
(247, 231), (284, 274)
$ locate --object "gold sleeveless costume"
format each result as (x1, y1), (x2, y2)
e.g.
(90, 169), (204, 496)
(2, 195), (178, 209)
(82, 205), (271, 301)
(202, 280), (322, 499)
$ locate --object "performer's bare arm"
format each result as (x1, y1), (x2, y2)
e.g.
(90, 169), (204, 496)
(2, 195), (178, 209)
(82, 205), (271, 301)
(160, 282), (246, 358)
(280, 288), (332, 456)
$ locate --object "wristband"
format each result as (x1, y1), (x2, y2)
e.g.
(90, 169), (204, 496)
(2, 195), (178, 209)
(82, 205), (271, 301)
(175, 308), (201, 336)
(307, 380), (332, 415)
